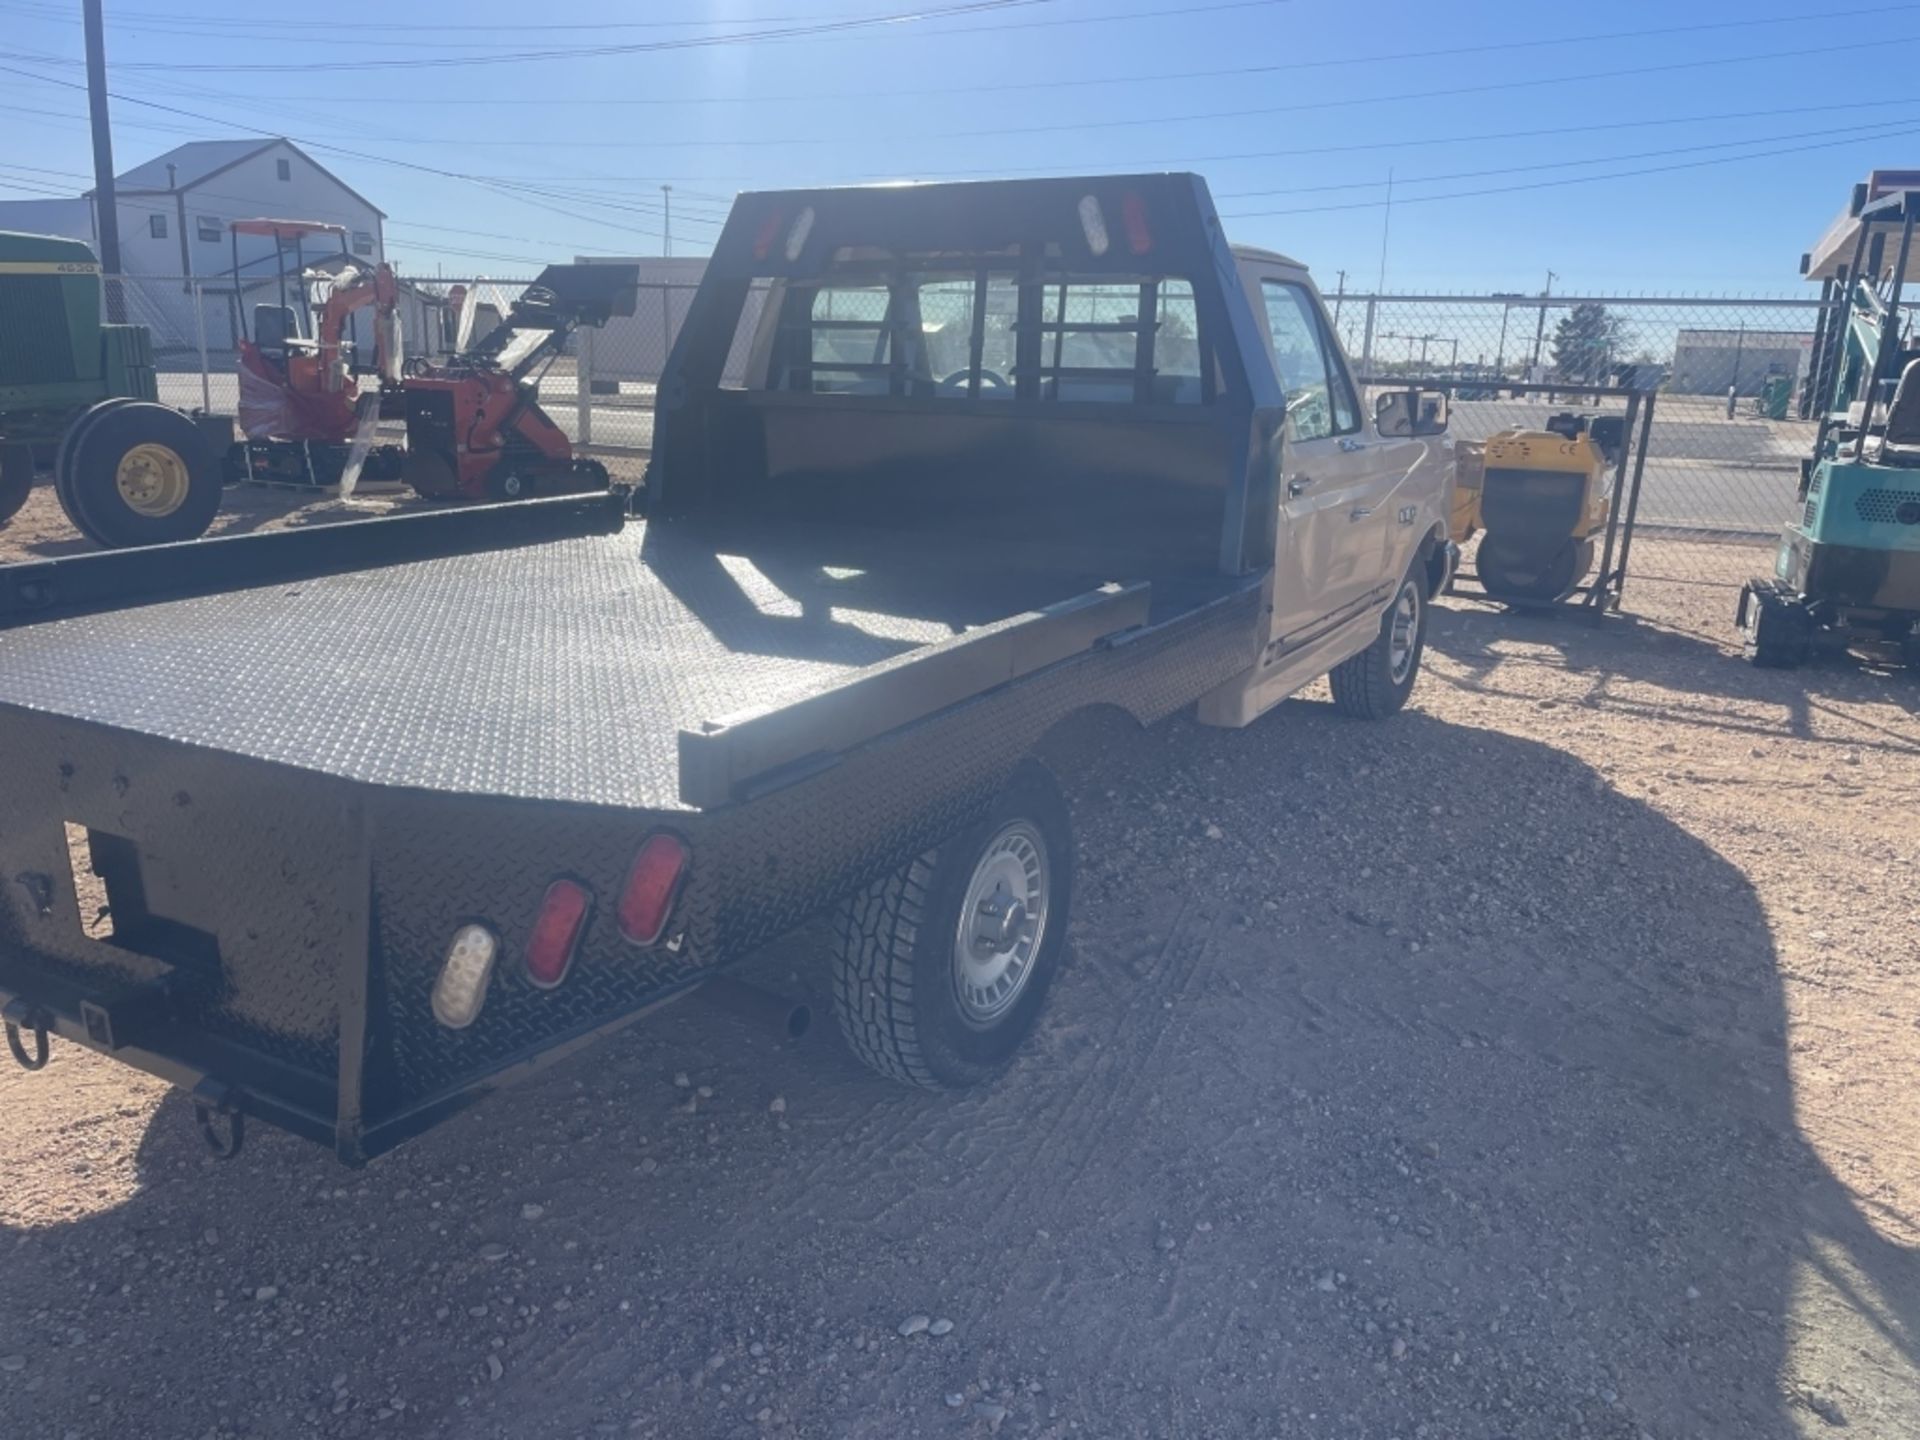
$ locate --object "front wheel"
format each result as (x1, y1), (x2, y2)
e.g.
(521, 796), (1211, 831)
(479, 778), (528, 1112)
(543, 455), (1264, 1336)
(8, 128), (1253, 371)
(831, 760), (1074, 1089)
(1329, 564), (1428, 720)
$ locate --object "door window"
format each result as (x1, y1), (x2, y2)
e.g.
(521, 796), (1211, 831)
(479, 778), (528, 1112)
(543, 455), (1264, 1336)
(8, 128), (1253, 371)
(1261, 280), (1357, 440)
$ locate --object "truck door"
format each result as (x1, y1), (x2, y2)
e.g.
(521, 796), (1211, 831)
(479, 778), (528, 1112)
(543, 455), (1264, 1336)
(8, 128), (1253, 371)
(1254, 276), (1392, 647)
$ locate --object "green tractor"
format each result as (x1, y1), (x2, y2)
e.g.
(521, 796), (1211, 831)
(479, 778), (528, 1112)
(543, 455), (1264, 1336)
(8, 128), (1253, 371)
(1738, 180), (1920, 667)
(1, 230), (227, 547)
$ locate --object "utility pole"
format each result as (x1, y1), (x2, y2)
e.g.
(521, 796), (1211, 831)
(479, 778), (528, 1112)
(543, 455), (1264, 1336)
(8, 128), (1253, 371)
(1528, 269), (1558, 375)
(1727, 321), (1747, 419)
(661, 184), (673, 259)
(1331, 269), (1347, 330)
(82, 0), (123, 318)
(1375, 168), (1394, 294)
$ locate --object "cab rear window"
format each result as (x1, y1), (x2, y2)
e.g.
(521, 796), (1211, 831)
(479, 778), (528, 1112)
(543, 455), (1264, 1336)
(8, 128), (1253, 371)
(768, 263), (1213, 406)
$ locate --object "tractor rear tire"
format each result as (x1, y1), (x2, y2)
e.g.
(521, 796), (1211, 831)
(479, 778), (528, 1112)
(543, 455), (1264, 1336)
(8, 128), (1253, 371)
(0, 443), (34, 526)
(59, 402), (222, 549)
(54, 397), (142, 544)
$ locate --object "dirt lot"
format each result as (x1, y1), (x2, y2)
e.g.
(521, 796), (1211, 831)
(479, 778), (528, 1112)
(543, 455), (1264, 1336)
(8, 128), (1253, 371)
(2, 495), (1918, 1439)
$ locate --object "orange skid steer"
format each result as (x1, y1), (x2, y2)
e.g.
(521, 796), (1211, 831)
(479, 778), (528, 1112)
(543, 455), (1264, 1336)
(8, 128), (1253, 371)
(400, 263), (637, 501)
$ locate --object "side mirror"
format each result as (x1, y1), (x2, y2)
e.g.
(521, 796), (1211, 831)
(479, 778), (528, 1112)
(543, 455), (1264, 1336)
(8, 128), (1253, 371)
(1375, 388), (1450, 437)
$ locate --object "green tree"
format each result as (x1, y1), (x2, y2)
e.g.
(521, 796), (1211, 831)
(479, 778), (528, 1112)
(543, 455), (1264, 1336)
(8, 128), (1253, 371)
(1550, 303), (1625, 385)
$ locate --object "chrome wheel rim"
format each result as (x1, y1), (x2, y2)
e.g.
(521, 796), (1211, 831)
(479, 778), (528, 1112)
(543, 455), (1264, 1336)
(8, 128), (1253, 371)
(952, 820), (1050, 1027)
(1388, 580), (1420, 684)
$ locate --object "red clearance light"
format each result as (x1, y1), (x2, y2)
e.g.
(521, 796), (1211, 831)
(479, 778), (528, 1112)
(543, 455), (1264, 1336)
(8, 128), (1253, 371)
(525, 878), (592, 989)
(1121, 191), (1153, 256)
(617, 834), (689, 947)
(752, 210), (785, 262)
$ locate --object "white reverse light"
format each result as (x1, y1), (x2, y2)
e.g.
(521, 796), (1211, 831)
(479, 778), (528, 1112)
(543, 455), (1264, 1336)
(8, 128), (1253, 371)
(1078, 195), (1110, 257)
(432, 924), (499, 1030)
(786, 206), (816, 262)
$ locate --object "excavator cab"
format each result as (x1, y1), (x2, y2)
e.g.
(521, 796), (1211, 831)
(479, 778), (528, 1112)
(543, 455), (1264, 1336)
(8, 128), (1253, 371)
(228, 218), (403, 488)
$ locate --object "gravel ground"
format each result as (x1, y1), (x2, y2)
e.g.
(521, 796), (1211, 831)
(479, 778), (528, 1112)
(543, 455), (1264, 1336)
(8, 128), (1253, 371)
(3, 494), (1918, 1439)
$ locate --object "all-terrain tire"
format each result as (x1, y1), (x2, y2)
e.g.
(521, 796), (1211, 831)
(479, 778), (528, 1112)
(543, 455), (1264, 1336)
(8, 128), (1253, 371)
(1329, 562), (1428, 720)
(831, 760), (1074, 1090)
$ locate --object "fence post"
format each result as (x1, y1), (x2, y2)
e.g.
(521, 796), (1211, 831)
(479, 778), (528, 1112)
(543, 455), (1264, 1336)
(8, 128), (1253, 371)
(577, 322), (594, 449)
(1359, 297), (1378, 377)
(192, 278), (212, 415)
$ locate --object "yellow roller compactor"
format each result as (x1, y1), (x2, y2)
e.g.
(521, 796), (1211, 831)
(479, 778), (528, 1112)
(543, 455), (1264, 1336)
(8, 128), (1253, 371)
(1452, 412), (1625, 604)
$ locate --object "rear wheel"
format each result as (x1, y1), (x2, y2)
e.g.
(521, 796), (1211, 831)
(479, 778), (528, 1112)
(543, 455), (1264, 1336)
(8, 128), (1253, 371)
(58, 402), (222, 548)
(1329, 565), (1428, 720)
(0, 443), (34, 525)
(831, 760), (1073, 1089)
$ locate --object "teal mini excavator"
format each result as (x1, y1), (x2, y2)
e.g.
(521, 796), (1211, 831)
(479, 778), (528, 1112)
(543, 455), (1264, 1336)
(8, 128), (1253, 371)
(1738, 173), (1920, 667)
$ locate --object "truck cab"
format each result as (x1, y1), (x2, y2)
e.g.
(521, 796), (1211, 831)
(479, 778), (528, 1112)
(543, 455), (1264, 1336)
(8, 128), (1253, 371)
(1205, 245), (1454, 724)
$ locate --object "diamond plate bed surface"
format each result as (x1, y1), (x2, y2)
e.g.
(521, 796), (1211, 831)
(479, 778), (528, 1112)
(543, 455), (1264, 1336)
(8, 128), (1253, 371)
(0, 520), (1088, 811)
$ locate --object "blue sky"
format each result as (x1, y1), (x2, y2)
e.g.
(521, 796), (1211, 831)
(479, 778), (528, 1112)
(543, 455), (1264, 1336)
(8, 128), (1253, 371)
(1, 0), (1915, 291)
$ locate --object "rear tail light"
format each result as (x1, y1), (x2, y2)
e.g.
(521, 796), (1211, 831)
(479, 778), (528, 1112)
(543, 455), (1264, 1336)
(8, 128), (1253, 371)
(1121, 191), (1152, 255)
(617, 833), (689, 947)
(432, 924), (498, 1029)
(525, 879), (592, 989)
(752, 210), (784, 262)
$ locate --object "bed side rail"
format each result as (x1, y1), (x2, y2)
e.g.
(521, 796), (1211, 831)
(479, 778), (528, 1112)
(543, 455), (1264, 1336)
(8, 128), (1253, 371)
(1, 489), (630, 629)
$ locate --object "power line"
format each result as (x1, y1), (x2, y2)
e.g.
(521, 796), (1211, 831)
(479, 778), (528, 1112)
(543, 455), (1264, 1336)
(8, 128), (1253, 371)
(1220, 123), (1920, 219)
(0, 0), (1290, 73)
(90, 2), (1911, 107)
(25, 27), (1890, 150)
(0, 0), (1088, 32)
(1216, 115), (1920, 200)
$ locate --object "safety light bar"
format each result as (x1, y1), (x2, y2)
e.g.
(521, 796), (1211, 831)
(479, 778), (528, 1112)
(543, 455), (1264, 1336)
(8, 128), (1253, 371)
(525, 879), (592, 989)
(617, 833), (689, 947)
(431, 924), (499, 1030)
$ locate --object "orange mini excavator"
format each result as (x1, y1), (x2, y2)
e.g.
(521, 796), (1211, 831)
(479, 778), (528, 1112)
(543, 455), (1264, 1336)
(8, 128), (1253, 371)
(227, 218), (404, 491)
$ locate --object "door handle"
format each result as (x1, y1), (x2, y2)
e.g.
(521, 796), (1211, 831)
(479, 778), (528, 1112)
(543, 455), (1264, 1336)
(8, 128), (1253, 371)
(1338, 437), (1368, 453)
(1349, 505), (1374, 521)
(1287, 475), (1314, 497)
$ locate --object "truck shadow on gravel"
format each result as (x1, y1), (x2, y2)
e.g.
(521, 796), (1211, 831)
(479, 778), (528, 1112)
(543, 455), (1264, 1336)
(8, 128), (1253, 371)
(5, 707), (1914, 1439)
(1428, 600), (1920, 754)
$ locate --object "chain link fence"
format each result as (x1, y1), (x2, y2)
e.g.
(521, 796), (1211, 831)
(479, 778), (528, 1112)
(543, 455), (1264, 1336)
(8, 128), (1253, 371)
(64, 277), (1920, 591)
(1331, 292), (1917, 591)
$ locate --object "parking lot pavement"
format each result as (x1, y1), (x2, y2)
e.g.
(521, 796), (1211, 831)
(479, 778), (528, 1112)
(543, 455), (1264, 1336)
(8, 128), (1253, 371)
(3, 544), (1918, 1438)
